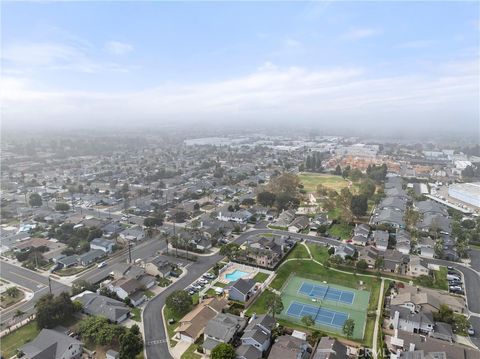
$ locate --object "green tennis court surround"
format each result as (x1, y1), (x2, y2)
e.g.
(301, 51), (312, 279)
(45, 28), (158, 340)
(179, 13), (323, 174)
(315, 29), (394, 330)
(278, 275), (370, 339)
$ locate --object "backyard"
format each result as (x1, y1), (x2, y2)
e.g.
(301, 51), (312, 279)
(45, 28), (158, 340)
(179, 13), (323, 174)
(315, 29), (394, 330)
(1, 321), (40, 358)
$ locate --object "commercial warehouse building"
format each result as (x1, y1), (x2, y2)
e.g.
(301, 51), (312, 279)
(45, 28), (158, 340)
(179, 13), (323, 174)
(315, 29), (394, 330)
(448, 182), (480, 208)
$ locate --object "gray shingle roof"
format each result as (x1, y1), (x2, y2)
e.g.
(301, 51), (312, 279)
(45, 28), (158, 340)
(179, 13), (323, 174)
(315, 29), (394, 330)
(20, 329), (83, 359)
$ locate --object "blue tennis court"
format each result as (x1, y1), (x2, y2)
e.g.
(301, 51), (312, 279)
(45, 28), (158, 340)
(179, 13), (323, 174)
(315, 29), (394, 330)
(298, 282), (355, 304)
(286, 301), (349, 328)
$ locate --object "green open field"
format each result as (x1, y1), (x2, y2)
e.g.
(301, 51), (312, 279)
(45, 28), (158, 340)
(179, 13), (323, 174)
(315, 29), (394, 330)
(278, 276), (369, 339)
(299, 173), (352, 194)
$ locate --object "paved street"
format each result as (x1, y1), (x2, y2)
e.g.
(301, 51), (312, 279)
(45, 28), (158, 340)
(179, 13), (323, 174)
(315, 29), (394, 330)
(0, 261), (69, 328)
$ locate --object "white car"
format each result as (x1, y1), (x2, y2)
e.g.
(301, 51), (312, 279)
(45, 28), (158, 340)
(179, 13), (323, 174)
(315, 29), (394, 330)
(97, 261), (107, 268)
(468, 326), (475, 336)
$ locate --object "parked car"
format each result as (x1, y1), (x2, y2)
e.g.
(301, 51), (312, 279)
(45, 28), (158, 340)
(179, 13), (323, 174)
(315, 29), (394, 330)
(98, 261), (107, 268)
(468, 326), (475, 336)
(449, 285), (462, 291)
(192, 284), (202, 290)
(198, 278), (209, 284)
(203, 273), (216, 279)
(447, 266), (454, 270)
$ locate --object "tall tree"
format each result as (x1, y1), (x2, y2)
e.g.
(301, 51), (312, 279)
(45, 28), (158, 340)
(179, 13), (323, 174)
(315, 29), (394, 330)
(211, 343), (236, 359)
(165, 290), (193, 317)
(264, 291), (284, 319)
(29, 193), (43, 207)
(342, 318), (355, 337)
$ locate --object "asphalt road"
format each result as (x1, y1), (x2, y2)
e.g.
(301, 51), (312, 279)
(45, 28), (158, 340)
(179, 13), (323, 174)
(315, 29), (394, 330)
(75, 237), (167, 284)
(0, 261), (69, 327)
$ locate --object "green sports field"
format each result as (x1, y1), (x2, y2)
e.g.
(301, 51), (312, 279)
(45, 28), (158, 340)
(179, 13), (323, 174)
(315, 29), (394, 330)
(278, 275), (370, 339)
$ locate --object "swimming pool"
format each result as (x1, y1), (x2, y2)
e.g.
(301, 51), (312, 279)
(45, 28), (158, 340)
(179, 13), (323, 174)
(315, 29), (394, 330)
(225, 269), (249, 282)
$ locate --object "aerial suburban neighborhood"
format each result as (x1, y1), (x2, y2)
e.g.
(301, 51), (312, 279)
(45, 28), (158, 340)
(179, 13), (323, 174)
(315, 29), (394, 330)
(1, 132), (479, 359)
(1, 1), (479, 359)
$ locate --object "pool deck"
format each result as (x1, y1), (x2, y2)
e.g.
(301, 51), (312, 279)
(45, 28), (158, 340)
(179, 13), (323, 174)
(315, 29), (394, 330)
(218, 262), (258, 284)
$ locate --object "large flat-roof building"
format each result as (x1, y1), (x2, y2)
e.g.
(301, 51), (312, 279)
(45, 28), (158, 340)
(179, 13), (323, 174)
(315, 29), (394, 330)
(448, 182), (480, 208)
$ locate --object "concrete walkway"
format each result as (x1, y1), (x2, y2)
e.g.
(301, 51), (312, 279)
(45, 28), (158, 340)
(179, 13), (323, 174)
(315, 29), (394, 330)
(372, 278), (385, 359)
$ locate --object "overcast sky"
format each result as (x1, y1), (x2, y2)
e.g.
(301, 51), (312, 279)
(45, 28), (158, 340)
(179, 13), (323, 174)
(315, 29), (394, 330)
(1, 1), (479, 134)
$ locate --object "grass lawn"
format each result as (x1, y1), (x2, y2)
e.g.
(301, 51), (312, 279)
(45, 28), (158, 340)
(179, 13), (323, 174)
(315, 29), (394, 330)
(131, 307), (142, 322)
(0, 289), (25, 309)
(307, 243), (329, 264)
(192, 293), (199, 305)
(246, 289), (273, 316)
(289, 244), (310, 259)
(260, 233), (274, 238)
(328, 223), (353, 240)
(253, 272), (270, 283)
(414, 266), (448, 291)
(1, 321), (40, 358)
(299, 173), (352, 193)
(181, 344), (201, 359)
(144, 290), (155, 299)
(212, 281), (226, 288)
(56, 266), (86, 276)
(327, 207), (343, 221)
(164, 306), (183, 347)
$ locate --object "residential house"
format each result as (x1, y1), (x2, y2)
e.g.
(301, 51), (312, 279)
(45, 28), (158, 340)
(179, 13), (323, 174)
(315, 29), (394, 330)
(236, 345), (262, 359)
(56, 255), (79, 269)
(20, 329), (83, 359)
(217, 208), (252, 223)
(288, 216), (309, 233)
(357, 247), (379, 268)
(334, 244), (356, 259)
(351, 235), (368, 246)
(389, 330), (479, 359)
(240, 314), (276, 353)
(391, 284), (465, 314)
(353, 223), (370, 238)
(78, 249), (105, 266)
(420, 247), (435, 259)
(390, 305), (434, 334)
(373, 230), (389, 251)
(310, 213), (331, 231)
(202, 313), (247, 354)
(119, 226), (145, 242)
(275, 210), (296, 228)
(382, 250), (408, 274)
(175, 297), (228, 343)
(407, 256), (430, 277)
(395, 229), (411, 255)
(72, 291), (130, 323)
(111, 263), (156, 289)
(312, 337), (348, 359)
(145, 256), (177, 278)
(242, 236), (289, 269)
(228, 278), (257, 303)
(90, 238), (115, 254)
(429, 322), (454, 342)
(373, 208), (405, 229)
(268, 335), (312, 359)
(107, 277), (146, 306)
